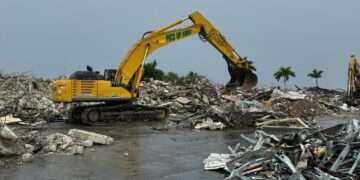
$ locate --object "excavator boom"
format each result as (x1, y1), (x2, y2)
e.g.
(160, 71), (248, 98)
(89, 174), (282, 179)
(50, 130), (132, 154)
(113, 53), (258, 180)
(115, 11), (257, 91)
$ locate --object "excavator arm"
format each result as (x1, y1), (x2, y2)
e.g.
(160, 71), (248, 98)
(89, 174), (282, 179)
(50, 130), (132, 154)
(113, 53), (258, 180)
(115, 11), (257, 93)
(347, 54), (360, 97)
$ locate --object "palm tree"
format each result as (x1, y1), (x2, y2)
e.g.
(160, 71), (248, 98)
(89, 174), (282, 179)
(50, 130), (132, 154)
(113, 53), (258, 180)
(274, 66), (296, 90)
(307, 69), (323, 88)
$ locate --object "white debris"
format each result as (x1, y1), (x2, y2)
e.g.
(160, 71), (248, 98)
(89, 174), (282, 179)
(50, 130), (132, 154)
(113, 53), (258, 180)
(202, 95), (210, 104)
(175, 97), (192, 105)
(45, 133), (73, 151)
(24, 144), (35, 153)
(203, 153), (231, 170)
(236, 100), (266, 113)
(195, 118), (226, 130)
(68, 129), (114, 145)
(221, 95), (241, 102)
(70, 145), (84, 155)
(272, 89), (306, 100)
(81, 140), (93, 147)
(256, 118), (310, 129)
(340, 104), (359, 112)
(0, 125), (18, 140)
(21, 153), (34, 162)
(340, 104), (350, 111)
(0, 115), (22, 124)
(209, 105), (225, 116)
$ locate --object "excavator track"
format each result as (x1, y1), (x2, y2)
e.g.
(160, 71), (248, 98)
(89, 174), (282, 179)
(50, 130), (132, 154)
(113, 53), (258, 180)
(69, 103), (168, 125)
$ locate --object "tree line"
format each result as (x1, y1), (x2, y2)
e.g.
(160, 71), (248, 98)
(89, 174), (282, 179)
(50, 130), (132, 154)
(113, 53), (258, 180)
(274, 66), (323, 89)
(142, 60), (200, 81)
(143, 60), (324, 89)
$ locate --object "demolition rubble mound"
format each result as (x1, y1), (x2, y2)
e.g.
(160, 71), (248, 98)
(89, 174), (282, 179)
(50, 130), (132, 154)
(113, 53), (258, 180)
(0, 73), (67, 122)
(138, 77), (353, 130)
(0, 72), (353, 129)
(203, 119), (360, 179)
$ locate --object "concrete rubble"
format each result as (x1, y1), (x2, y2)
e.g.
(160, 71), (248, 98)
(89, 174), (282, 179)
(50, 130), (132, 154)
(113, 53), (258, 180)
(139, 77), (354, 130)
(203, 119), (360, 179)
(0, 73), (359, 171)
(0, 124), (113, 164)
(42, 129), (113, 155)
(0, 125), (24, 156)
(0, 73), (354, 130)
(68, 129), (114, 145)
(0, 73), (68, 122)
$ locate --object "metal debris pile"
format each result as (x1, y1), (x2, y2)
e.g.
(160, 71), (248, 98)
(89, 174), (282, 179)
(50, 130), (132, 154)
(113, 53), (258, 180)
(203, 119), (360, 179)
(0, 73), (68, 122)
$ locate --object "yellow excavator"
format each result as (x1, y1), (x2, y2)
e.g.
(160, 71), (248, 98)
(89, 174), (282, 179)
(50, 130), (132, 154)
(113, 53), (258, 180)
(52, 11), (257, 125)
(346, 54), (360, 105)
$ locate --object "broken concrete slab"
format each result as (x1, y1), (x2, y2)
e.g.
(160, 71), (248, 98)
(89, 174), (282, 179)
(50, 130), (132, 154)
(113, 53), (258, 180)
(0, 127), (24, 156)
(81, 140), (93, 147)
(175, 97), (192, 105)
(69, 145), (84, 155)
(194, 118), (226, 130)
(0, 115), (22, 124)
(44, 133), (73, 152)
(68, 129), (114, 145)
(24, 144), (35, 153)
(0, 125), (18, 141)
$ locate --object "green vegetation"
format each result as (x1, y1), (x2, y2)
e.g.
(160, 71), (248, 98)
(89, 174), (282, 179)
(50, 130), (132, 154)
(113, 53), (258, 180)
(274, 66), (296, 90)
(142, 61), (165, 80)
(307, 68), (323, 88)
(142, 60), (200, 81)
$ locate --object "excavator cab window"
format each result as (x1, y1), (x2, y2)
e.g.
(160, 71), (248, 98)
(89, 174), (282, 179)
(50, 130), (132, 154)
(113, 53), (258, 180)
(104, 69), (117, 81)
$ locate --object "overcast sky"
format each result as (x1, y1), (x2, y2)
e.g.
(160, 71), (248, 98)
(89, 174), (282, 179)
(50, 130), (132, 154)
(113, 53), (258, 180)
(1, 0), (359, 89)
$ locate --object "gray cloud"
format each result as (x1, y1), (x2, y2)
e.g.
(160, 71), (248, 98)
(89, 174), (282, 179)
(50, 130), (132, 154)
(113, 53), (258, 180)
(0, 0), (359, 89)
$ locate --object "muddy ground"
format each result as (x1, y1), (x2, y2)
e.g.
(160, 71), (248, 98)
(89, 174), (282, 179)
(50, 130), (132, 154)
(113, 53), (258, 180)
(0, 113), (358, 180)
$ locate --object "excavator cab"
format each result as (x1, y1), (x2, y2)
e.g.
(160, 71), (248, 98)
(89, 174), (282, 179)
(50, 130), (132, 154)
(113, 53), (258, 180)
(69, 71), (104, 80)
(104, 69), (117, 81)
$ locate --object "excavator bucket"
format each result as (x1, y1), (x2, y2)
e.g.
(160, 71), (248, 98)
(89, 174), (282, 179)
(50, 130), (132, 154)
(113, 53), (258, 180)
(227, 64), (258, 89)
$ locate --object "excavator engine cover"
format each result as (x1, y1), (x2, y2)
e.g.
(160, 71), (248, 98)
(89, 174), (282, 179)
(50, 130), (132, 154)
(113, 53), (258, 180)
(227, 63), (258, 89)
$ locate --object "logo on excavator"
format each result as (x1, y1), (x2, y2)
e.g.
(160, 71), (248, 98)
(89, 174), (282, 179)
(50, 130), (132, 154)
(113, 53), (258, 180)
(166, 30), (192, 42)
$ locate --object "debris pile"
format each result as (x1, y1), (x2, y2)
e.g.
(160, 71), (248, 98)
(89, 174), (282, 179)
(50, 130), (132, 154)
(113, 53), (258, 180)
(203, 119), (360, 179)
(268, 89), (323, 120)
(139, 77), (352, 129)
(0, 125), (24, 156)
(0, 73), (68, 122)
(0, 125), (113, 164)
(138, 77), (222, 113)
